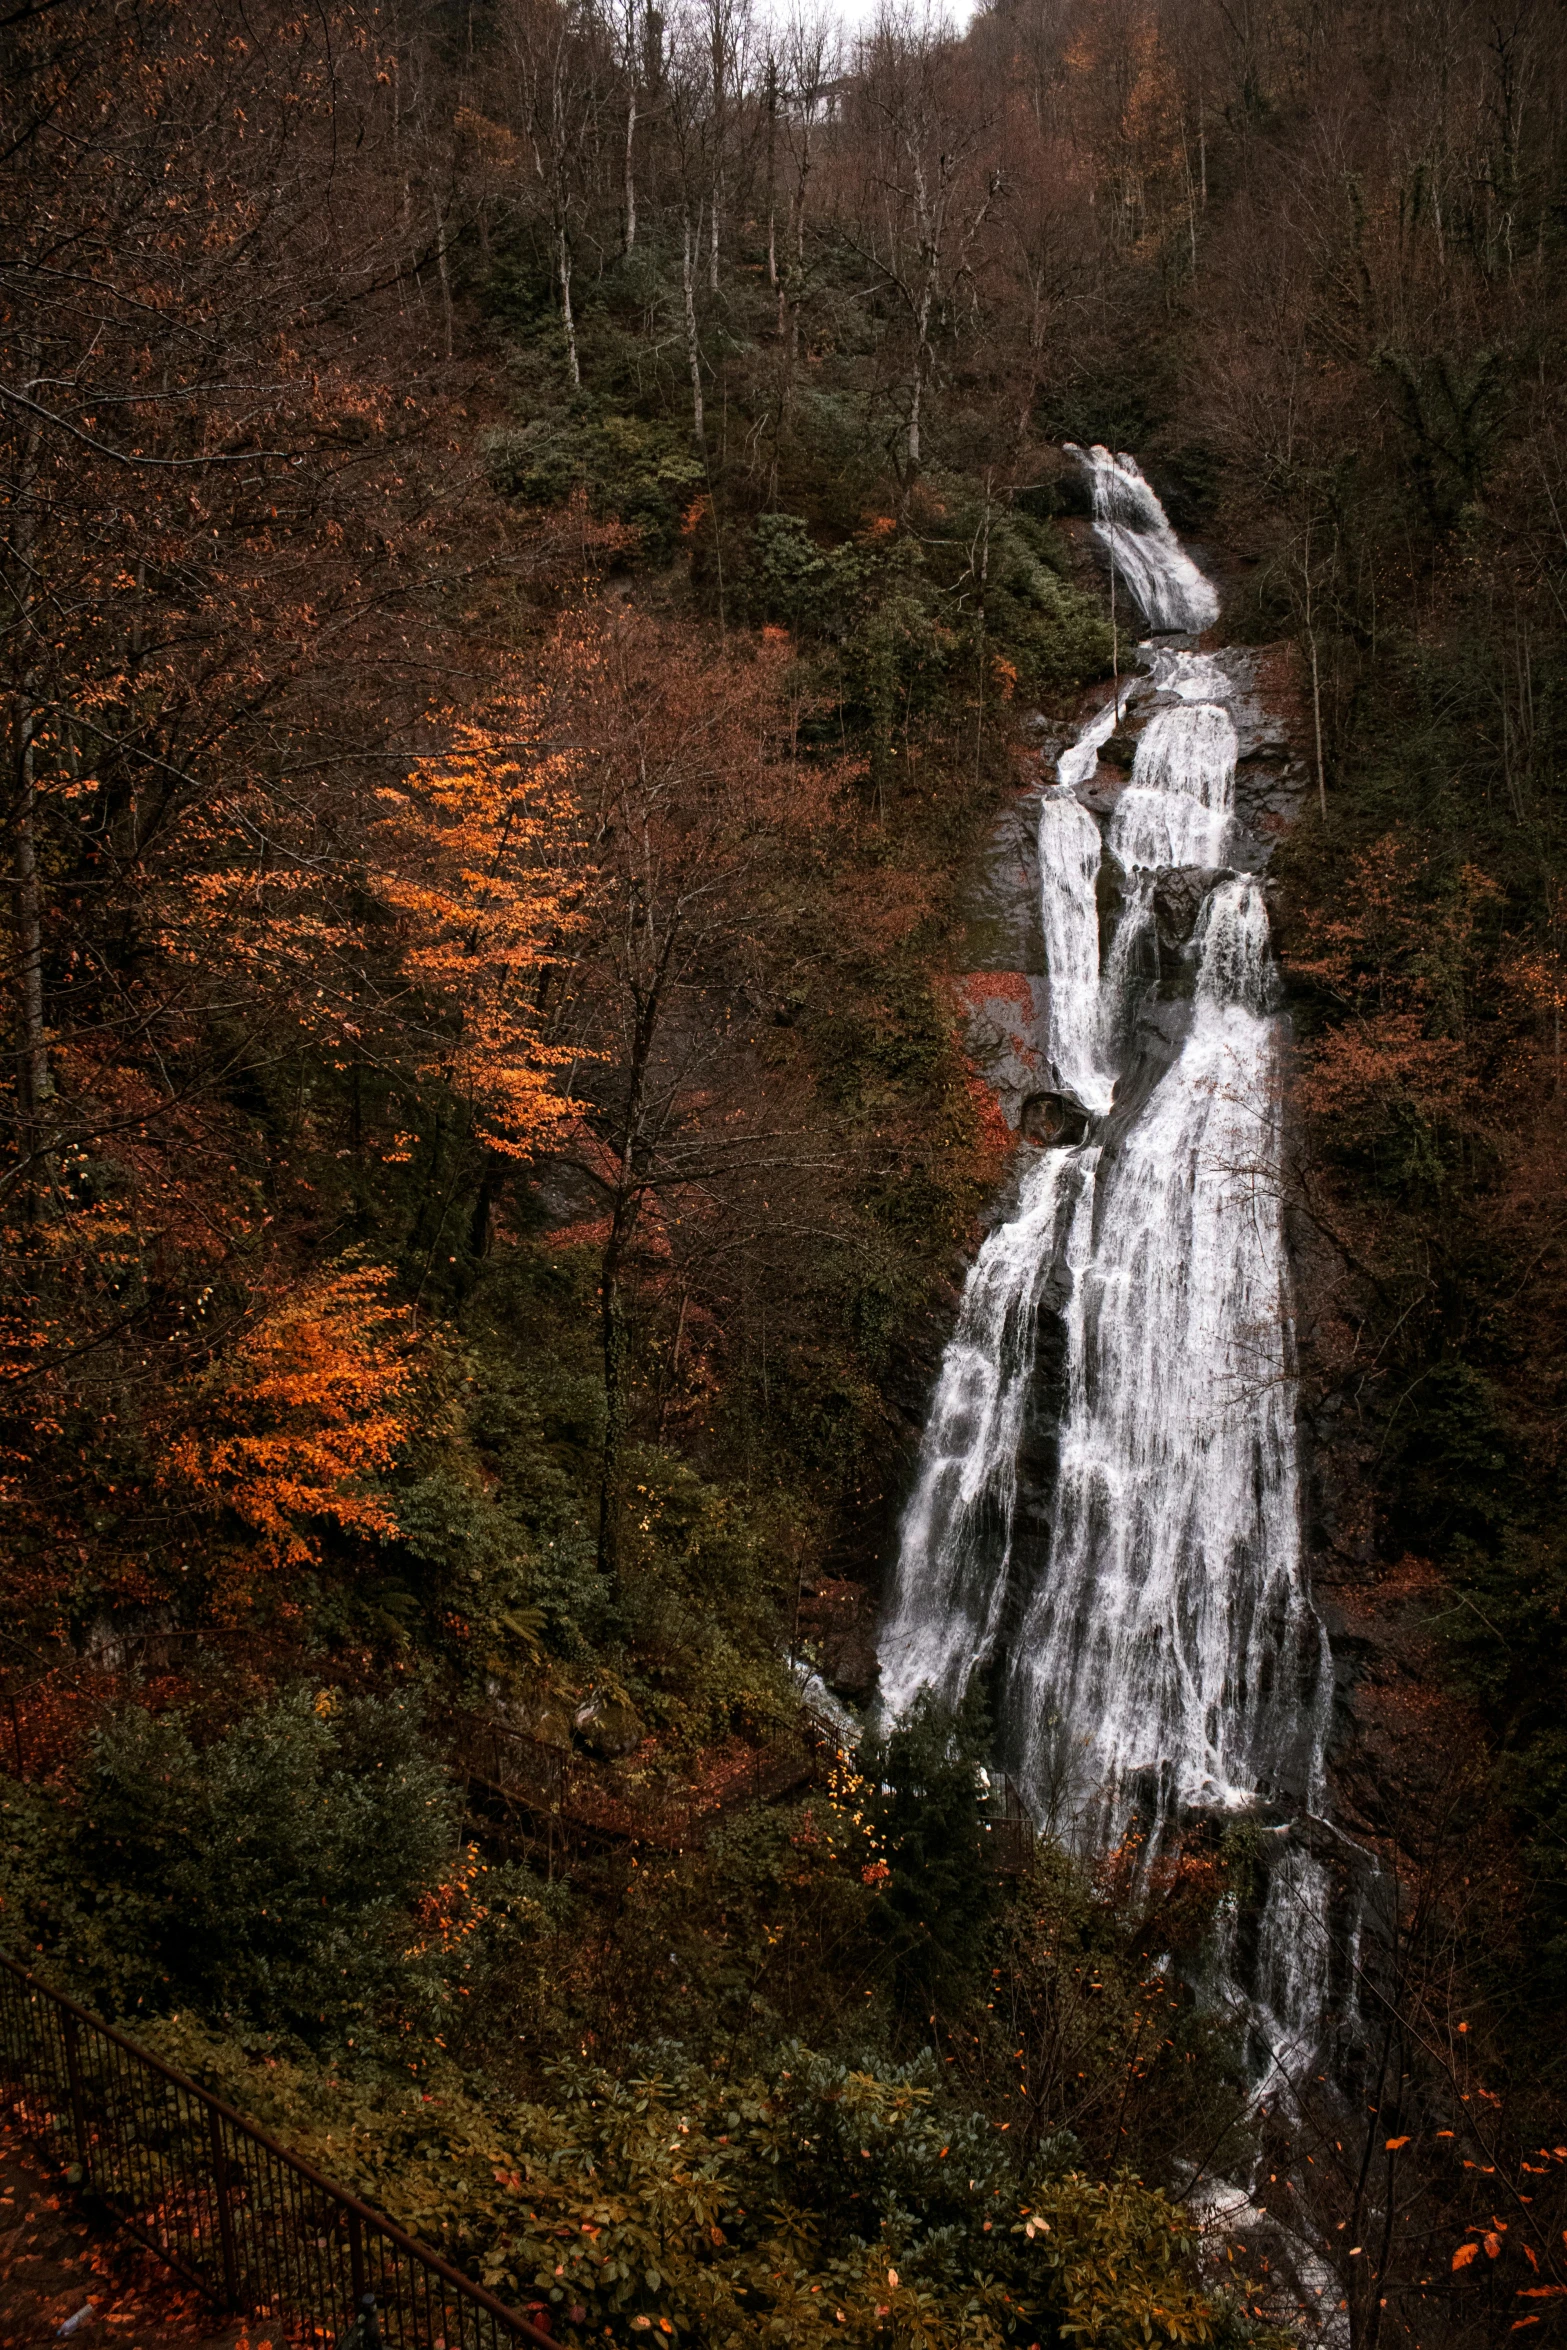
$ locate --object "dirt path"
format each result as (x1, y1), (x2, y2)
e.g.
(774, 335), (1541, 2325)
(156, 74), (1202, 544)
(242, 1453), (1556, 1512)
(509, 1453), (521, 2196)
(0, 2118), (250, 2350)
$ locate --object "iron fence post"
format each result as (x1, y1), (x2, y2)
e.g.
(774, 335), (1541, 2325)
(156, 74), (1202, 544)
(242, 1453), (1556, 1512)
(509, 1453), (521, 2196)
(207, 2102), (241, 2309)
(0, 1952), (553, 2348)
(349, 2204), (367, 2306)
(60, 2010), (90, 2183)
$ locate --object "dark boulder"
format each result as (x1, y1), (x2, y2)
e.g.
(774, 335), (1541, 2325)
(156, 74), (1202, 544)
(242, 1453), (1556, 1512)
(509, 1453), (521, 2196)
(1152, 865), (1228, 948)
(1019, 1091), (1094, 1146)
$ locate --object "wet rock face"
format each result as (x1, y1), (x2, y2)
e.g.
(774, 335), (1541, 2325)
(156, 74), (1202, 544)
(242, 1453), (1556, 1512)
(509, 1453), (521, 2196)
(945, 652), (1301, 1147)
(574, 1692), (645, 1758)
(1152, 865), (1227, 948)
(1215, 645), (1311, 858)
(956, 792), (1047, 973)
(1098, 994), (1194, 1141)
(957, 970), (1051, 1130)
(1004, 1272), (1075, 1634)
(1077, 769), (1128, 819)
(950, 787), (1057, 1133)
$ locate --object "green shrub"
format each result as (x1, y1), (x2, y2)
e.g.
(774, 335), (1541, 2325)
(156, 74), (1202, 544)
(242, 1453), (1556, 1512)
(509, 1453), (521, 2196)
(485, 412), (704, 562)
(140, 2018), (1259, 2350)
(733, 505), (1108, 708)
(0, 1687), (457, 2041)
(864, 1693), (1000, 2017)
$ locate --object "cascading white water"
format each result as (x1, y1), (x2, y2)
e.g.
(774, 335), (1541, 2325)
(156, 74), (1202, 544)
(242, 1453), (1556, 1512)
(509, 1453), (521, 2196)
(1109, 703), (1236, 873)
(878, 1147), (1097, 1719)
(1068, 443), (1220, 635)
(879, 451), (1338, 2077)
(1009, 872), (1328, 1850)
(1037, 790), (1111, 1115)
(1098, 699), (1240, 1059)
(1056, 679), (1132, 789)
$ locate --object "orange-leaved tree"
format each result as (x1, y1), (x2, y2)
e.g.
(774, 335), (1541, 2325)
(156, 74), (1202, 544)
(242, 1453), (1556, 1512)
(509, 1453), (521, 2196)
(370, 669), (590, 1164)
(0, 0), (604, 1640)
(1286, 831), (1498, 1191)
(161, 1262), (415, 1583)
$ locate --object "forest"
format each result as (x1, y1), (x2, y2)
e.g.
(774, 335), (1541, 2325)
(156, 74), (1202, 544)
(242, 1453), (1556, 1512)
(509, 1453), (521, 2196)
(2, 0), (1566, 2342)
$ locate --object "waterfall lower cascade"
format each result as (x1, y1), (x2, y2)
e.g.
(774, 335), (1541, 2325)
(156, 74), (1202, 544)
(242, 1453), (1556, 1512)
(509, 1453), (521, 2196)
(880, 445), (1341, 2081)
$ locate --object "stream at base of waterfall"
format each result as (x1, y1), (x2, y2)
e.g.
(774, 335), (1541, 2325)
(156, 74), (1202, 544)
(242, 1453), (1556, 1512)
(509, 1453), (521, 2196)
(879, 449), (1365, 2124)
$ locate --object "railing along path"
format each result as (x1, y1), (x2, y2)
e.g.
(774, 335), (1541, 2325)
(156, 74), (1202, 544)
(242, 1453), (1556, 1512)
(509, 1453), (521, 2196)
(455, 1711), (830, 1873)
(0, 1953), (552, 2348)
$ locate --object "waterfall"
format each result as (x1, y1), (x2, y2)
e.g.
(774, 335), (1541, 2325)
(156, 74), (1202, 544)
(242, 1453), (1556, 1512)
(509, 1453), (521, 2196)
(1037, 789), (1110, 1114)
(1067, 443), (1220, 635)
(879, 451), (1339, 2079)
(879, 1146), (1097, 1720)
(1009, 872), (1329, 1853)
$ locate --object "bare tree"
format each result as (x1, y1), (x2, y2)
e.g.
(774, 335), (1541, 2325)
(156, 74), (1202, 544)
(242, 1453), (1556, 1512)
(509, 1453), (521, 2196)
(842, 5), (1002, 476)
(499, 0), (610, 387)
(778, 7), (841, 373)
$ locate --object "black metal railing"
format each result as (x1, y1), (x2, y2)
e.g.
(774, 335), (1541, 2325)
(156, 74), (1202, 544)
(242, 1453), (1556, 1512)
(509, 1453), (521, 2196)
(0, 1953), (554, 2348)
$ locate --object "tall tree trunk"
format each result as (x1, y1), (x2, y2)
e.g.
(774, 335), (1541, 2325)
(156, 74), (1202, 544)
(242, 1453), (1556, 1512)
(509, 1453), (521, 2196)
(1014, 276), (1046, 457)
(558, 221), (580, 386)
(1303, 520), (1328, 820)
(785, 119), (811, 362)
(708, 2), (725, 292)
(597, 1195), (634, 1581)
(765, 56), (778, 324)
(595, 948), (670, 1583)
(13, 709), (51, 1145)
(434, 197), (455, 359)
(469, 1149), (504, 1258)
(682, 207), (705, 445)
(10, 404), (52, 1197)
(623, 89), (637, 252)
(907, 293), (932, 475)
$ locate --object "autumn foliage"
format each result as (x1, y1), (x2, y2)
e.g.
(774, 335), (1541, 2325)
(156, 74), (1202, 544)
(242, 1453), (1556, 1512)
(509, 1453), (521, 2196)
(5, 0), (1567, 2338)
(162, 1262), (414, 1576)
(0, 0), (595, 1624)
(372, 676), (587, 1161)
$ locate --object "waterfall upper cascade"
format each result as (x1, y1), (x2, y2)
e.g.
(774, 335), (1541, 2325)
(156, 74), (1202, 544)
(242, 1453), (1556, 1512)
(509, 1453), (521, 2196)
(1068, 443), (1221, 635)
(879, 446), (1338, 2073)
